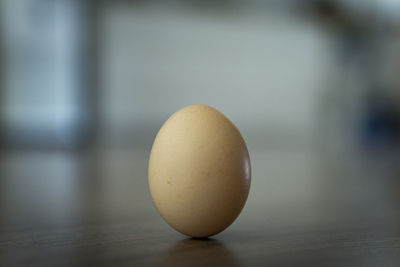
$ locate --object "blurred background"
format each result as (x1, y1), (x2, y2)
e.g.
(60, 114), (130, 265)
(1, 0), (400, 265)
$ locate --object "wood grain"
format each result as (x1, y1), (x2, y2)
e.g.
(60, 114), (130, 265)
(0, 148), (399, 266)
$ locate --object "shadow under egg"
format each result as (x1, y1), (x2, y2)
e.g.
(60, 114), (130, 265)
(155, 238), (242, 267)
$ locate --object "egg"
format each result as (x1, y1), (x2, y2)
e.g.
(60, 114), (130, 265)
(148, 104), (251, 238)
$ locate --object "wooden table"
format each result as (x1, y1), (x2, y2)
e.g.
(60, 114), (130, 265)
(1, 147), (399, 266)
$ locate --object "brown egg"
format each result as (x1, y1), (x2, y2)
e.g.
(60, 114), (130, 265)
(148, 104), (251, 238)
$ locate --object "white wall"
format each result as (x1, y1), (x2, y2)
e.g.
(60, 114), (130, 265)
(98, 4), (332, 148)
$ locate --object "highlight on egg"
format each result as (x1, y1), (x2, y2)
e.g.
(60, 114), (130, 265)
(148, 104), (251, 238)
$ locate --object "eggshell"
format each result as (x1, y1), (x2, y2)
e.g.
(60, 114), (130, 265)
(148, 104), (251, 238)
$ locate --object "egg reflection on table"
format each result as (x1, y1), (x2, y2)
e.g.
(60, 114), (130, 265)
(148, 104), (251, 238)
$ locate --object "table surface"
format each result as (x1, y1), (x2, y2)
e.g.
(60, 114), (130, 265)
(1, 146), (399, 266)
